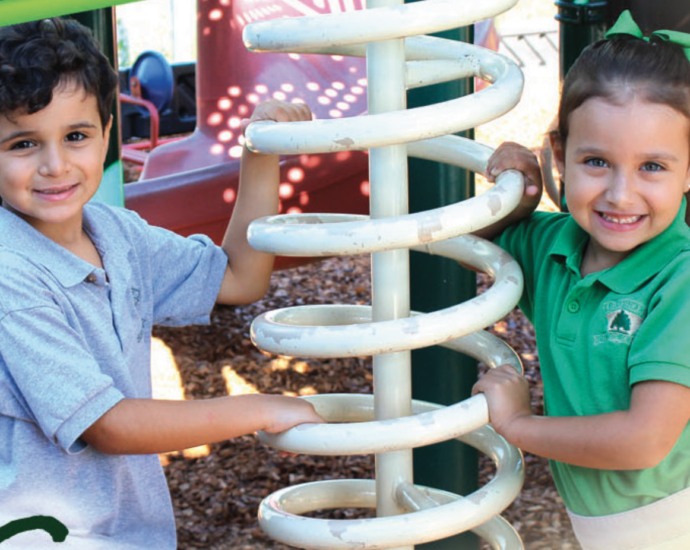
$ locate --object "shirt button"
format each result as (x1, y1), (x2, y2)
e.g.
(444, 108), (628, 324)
(567, 301), (580, 313)
(86, 273), (97, 283)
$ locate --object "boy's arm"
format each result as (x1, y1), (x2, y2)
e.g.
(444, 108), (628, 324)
(215, 100), (313, 306)
(473, 142), (544, 241)
(473, 365), (690, 470)
(81, 393), (324, 455)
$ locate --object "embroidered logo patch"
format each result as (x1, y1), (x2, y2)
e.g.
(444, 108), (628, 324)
(607, 308), (642, 334)
(594, 299), (645, 345)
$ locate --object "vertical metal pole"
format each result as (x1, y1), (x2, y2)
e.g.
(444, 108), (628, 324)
(367, 0), (412, 543)
(407, 23), (479, 550)
(555, 1), (608, 80)
(72, 7), (125, 207)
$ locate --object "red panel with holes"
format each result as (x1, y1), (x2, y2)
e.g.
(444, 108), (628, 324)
(124, 0), (370, 269)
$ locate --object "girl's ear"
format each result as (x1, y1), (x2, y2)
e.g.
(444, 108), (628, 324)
(549, 130), (566, 177)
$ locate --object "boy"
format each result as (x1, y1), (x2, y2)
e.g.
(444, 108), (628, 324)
(0, 17), (322, 548)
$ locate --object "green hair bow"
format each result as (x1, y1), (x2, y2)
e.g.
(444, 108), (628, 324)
(606, 9), (690, 61)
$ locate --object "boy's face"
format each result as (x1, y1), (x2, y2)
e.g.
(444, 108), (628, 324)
(554, 96), (690, 270)
(0, 82), (112, 239)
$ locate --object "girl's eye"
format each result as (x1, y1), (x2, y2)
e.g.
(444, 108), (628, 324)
(66, 131), (87, 142)
(585, 157), (608, 168)
(641, 162), (664, 172)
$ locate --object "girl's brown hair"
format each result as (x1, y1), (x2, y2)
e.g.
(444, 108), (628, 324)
(558, 35), (690, 144)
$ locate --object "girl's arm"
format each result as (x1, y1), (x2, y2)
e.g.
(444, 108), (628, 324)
(215, 100), (313, 306)
(81, 394), (324, 455)
(473, 365), (690, 470)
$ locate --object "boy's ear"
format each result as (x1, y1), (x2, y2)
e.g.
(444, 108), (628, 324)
(548, 130), (566, 177)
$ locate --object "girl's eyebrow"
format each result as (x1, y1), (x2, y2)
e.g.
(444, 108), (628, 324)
(574, 146), (681, 162)
(0, 122), (98, 145)
(574, 146), (605, 156)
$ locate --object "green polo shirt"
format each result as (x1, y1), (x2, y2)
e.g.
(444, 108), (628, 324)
(495, 202), (690, 517)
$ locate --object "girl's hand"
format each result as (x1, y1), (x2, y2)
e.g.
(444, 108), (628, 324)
(486, 141), (543, 212)
(241, 99), (313, 136)
(472, 364), (532, 440)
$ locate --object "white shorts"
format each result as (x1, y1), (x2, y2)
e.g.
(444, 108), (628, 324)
(568, 486), (690, 550)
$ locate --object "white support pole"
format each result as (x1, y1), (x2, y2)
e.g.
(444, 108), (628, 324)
(366, 1), (413, 529)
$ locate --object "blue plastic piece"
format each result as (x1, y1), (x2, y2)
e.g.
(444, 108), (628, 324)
(130, 50), (174, 112)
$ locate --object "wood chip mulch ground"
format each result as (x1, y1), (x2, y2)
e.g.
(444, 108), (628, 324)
(151, 254), (582, 550)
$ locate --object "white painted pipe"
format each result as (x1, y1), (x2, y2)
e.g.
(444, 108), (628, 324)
(250, 236), (523, 357)
(243, 39), (524, 154)
(242, 0), (518, 52)
(258, 419), (524, 549)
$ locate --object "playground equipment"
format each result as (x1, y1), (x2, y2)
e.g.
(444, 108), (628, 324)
(243, 0), (527, 547)
(122, 0), (371, 254)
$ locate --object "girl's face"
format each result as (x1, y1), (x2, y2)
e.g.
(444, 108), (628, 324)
(554, 96), (690, 274)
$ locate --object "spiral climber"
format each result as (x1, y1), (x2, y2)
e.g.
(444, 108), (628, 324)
(242, 0), (527, 548)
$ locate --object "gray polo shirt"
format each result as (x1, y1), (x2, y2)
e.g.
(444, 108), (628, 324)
(0, 202), (227, 548)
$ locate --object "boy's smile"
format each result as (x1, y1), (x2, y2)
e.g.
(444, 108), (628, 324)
(556, 96), (690, 274)
(0, 82), (111, 245)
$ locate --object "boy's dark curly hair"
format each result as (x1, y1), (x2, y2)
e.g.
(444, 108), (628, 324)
(0, 17), (118, 131)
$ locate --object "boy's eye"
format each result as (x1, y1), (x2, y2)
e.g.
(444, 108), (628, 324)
(10, 140), (34, 150)
(66, 131), (87, 142)
(585, 157), (608, 168)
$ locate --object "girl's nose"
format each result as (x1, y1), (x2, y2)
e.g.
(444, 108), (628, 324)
(38, 143), (69, 177)
(605, 170), (634, 205)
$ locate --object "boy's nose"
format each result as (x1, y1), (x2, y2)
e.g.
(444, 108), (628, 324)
(38, 144), (69, 177)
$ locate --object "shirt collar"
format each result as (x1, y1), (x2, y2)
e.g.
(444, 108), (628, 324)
(0, 206), (100, 288)
(548, 199), (690, 293)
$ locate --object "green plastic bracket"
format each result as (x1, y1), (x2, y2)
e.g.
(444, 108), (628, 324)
(0, 0), (142, 25)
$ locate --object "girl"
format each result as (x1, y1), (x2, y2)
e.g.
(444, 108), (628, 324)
(474, 11), (690, 550)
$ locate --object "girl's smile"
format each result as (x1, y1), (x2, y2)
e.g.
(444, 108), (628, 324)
(555, 96), (690, 274)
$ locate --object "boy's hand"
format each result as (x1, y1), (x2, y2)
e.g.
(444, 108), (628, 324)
(486, 141), (543, 212)
(241, 99), (313, 136)
(472, 364), (532, 440)
(260, 394), (325, 434)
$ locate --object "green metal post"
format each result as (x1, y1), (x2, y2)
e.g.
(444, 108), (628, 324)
(408, 22), (479, 550)
(0, 0), (141, 26)
(555, 0), (608, 80)
(72, 8), (125, 207)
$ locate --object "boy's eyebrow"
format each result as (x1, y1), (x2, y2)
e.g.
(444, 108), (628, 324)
(0, 130), (34, 146)
(0, 122), (99, 146)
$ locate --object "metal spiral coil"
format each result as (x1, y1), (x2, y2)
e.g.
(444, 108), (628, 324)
(243, 0), (527, 548)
